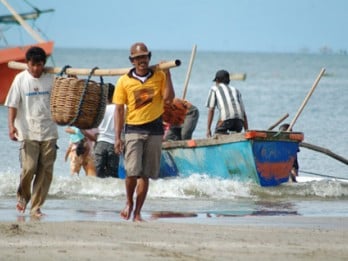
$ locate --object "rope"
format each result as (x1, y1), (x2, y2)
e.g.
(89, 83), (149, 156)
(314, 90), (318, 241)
(57, 65), (71, 76)
(300, 170), (348, 181)
(23, 0), (40, 13)
(68, 67), (99, 126)
(91, 73), (105, 128)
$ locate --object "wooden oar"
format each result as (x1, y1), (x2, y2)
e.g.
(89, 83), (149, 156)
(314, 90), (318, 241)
(230, 73), (247, 81)
(300, 142), (348, 166)
(287, 68), (326, 131)
(182, 44), (197, 100)
(267, 113), (289, 130)
(8, 60), (181, 76)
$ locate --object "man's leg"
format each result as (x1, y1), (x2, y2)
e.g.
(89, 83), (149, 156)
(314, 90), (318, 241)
(133, 177), (149, 222)
(121, 134), (144, 220)
(30, 139), (57, 216)
(106, 143), (119, 178)
(94, 141), (107, 178)
(17, 140), (39, 213)
(181, 106), (199, 140)
(120, 176), (137, 220)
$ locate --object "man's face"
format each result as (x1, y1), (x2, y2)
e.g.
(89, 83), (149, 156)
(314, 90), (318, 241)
(27, 60), (45, 78)
(131, 55), (150, 72)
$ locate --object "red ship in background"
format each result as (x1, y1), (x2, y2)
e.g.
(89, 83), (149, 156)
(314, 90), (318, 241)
(0, 0), (54, 104)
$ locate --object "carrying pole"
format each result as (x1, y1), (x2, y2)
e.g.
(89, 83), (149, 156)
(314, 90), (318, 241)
(8, 60), (181, 76)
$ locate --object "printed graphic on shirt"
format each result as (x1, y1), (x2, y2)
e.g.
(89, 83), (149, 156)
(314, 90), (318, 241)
(134, 88), (154, 109)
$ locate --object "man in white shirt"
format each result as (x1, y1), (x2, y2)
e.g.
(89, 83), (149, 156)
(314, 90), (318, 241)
(5, 46), (58, 218)
(94, 83), (119, 178)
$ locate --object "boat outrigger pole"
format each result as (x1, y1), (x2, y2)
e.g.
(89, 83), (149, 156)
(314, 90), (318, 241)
(0, 0), (48, 43)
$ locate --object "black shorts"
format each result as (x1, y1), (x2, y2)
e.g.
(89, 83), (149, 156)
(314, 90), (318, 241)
(215, 119), (244, 134)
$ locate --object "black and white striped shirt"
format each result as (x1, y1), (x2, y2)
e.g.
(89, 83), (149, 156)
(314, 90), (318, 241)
(205, 83), (246, 121)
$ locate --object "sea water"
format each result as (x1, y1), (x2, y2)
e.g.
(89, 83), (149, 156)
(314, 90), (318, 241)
(0, 48), (347, 223)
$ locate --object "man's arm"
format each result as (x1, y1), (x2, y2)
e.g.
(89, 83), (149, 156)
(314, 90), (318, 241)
(8, 107), (18, 141)
(163, 70), (175, 104)
(206, 108), (215, 138)
(243, 113), (249, 131)
(114, 104), (125, 155)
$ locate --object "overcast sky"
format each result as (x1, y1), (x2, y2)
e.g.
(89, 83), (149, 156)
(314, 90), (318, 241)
(1, 0), (347, 53)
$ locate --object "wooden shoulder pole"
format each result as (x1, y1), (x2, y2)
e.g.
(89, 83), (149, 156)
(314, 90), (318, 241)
(8, 60), (181, 76)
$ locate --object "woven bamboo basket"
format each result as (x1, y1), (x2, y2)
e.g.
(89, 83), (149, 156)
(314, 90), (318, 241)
(50, 71), (108, 129)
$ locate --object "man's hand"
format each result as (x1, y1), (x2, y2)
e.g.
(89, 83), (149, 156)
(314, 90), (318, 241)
(114, 139), (124, 155)
(9, 126), (18, 141)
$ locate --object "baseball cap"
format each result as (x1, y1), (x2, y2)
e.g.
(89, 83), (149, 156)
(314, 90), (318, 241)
(213, 70), (230, 82)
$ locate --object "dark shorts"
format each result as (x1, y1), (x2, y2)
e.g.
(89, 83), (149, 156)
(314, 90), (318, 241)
(215, 119), (244, 134)
(94, 141), (119, 178)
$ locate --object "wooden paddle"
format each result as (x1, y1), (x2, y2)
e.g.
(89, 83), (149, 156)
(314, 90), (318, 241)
(300, 142), (348, 166)
(230, 73), (247, 81)
(287, 68), (326, 131)
(8, 60), (181, 76)
(267, 113), (289, 130)
(182, 44), (197, 100)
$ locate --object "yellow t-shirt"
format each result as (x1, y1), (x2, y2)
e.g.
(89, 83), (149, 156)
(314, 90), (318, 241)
(113, 69), (166, 125)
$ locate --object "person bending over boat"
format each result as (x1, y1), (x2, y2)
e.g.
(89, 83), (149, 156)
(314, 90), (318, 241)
(5, 46), (58, 218)
(206, 69), (248, 137)
(113, 42), (175, 222)
(163, 98), (199, 141)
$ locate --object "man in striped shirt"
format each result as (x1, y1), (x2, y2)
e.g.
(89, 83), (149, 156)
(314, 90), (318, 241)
(206, 70), (248, 137)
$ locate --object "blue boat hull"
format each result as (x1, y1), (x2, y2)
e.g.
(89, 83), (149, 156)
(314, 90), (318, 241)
(119, 130), (304, 187)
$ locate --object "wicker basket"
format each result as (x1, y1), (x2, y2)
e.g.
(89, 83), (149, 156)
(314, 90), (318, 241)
(50, 67), (108, 129)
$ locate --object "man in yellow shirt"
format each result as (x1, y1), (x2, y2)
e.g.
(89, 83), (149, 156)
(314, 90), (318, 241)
(113, 42), (174, 222)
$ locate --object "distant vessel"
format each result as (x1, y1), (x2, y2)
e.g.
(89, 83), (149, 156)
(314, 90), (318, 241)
(0, 0), (54, 104)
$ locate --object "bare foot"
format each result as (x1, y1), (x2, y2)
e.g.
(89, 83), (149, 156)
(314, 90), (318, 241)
(120, 204), (133, 220)
(16, 198), (26, 214)
(133, 214), (146, 222)
(31, 209), (45, 218)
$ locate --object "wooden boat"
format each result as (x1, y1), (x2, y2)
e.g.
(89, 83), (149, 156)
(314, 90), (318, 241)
(118, 130), (304, 187)
(0, 0), (54, 104)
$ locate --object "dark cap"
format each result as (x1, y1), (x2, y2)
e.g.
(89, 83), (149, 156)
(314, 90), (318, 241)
(213, 70), (230, 83)
(129, 42), (150, 58)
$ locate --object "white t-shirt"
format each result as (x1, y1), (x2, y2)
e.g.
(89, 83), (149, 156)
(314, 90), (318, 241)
(5, 70), (58, 141)
(97, 103), (115, 144)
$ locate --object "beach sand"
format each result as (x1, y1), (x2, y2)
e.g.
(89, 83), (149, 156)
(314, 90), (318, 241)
(1, 216), (348, 260)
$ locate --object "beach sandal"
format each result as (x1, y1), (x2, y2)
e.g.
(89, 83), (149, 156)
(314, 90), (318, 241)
(16, 198), (26, 214)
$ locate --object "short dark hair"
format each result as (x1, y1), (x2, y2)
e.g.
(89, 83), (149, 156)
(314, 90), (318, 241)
(26, 46), (47, 64)
(107, 83), (115, 102)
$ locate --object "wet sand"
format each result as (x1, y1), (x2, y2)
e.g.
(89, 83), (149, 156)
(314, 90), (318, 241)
(1, 216), (348, 260)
